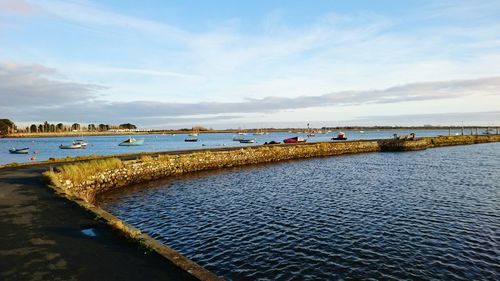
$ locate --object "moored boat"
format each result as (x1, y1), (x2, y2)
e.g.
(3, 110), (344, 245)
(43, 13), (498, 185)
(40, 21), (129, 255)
(233, 136), (245, 141)
(9, 147), (29, 154)
(239, 139), (256, 143)
(119, 137), (144, 146)
(73, 139), (88, 147)
(332, 132), (347, 140)
(184, 137), (198, 142)
(283, 136), (307, 143)
(59, 143), (85, 149)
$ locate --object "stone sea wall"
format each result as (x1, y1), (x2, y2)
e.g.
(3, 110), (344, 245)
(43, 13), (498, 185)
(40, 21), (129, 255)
(427, 135), (500, 147)
(47, 135), (500, 203)
(49, 140), (381, 202)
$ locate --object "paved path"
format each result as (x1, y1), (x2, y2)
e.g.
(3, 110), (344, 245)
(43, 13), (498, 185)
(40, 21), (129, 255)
(0, 165), (197, 281)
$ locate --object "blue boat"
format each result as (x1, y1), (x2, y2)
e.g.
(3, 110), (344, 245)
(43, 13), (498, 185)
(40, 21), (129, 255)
(9, 147), (29, 154)
(119, 137), (144, 146)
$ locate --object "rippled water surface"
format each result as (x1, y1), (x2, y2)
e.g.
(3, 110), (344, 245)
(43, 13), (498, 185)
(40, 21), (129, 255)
(101, 143), (500, 280)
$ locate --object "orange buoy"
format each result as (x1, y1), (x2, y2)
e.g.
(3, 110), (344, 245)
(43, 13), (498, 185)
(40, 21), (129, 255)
(30, 157), (36, 161)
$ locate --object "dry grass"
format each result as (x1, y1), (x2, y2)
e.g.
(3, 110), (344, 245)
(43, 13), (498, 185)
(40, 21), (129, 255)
(43, 166), (60, 186)
(47, 158), (123, 186)
(139, 155), (154, 162)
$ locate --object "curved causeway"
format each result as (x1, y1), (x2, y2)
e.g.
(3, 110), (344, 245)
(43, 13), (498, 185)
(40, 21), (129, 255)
(43, 135), (500, 280)
(101, 142), (500, 280)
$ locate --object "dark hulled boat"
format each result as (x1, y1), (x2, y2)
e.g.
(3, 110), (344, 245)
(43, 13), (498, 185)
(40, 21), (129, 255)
(283, 136), (307, 143)
(332, 132), (347, 140)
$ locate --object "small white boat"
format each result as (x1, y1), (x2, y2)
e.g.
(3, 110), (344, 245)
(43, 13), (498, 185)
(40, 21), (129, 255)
(239, 139), (256, 143)
(233, 136), (245, 141)
(184, 137), (198, 142)
(237, 132), (247, 135)
(73, 139), (88, 147)
(119, 137), (144, 146)
(9, 147), (29, 154)
(59, 143), (84, 149)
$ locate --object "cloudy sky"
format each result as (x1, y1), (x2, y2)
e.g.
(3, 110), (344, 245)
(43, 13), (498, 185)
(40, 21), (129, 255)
(1, 0), (500, 128)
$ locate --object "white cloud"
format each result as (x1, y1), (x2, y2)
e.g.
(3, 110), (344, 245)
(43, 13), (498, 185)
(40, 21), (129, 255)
(0, 62), (103, 106)
(2, 62), (499, 126)
(85, 66), (202, 79)
(29, 0), (190, 42)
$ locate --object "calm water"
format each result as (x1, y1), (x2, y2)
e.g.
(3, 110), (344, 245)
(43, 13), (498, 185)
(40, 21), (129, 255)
(0, 129), (464, 165)
(101, 143), (500, 280)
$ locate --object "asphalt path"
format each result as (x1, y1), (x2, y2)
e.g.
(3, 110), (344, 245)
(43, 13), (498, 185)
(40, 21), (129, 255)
(0, 164), (197, 281)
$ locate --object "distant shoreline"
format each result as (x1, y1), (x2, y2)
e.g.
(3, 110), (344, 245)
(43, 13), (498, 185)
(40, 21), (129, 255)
(3, 126), (498, 139)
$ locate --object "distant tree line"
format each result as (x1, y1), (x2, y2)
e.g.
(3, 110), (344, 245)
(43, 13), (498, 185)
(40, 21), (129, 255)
(20, 121), (138, 133)
(0, 119), (137, 135)
(177, 126), (211, 131)
(25, 121), (85, 133)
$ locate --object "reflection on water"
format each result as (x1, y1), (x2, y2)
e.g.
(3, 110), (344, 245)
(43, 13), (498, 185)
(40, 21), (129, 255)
(102, 143), (500, 280)
(0, 129), (465, 165)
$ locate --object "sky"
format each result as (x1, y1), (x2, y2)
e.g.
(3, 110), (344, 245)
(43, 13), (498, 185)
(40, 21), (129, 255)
(1, 0), (500, 129)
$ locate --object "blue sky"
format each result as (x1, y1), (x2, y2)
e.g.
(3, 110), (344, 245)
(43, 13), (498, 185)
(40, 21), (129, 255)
(1, 0), (500, 128)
